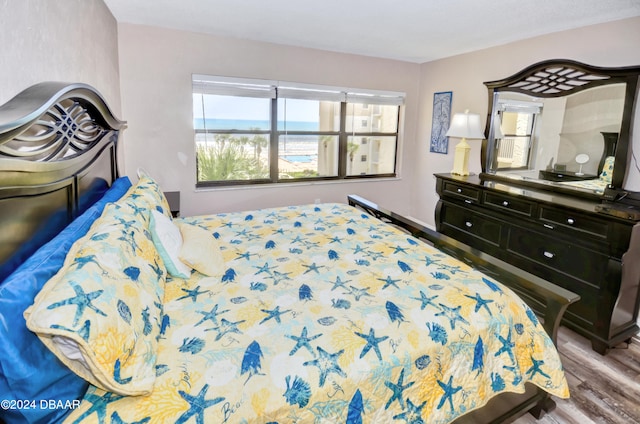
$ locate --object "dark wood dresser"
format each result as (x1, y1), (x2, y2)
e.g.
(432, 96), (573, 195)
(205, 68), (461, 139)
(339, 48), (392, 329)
(435, 173), (640, 354)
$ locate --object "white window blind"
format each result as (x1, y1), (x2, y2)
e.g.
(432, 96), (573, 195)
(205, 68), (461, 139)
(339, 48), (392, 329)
(192, 75), (276, 98)
(277, 82), (346, 102)
(498, 99), (543, 114)
(192, 74), (405, 105)
(346, 89), (405, 106)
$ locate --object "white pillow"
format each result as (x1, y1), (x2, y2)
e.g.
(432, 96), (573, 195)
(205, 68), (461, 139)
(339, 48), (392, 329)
(177, 222), (225, 277)
(149, 209), (191, 278)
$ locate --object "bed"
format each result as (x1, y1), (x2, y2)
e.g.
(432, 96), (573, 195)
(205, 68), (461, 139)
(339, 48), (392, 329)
(0, 82), (579, 424)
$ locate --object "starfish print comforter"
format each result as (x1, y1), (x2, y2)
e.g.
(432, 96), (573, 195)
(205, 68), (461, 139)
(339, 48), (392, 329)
(59, 202), (569, 424)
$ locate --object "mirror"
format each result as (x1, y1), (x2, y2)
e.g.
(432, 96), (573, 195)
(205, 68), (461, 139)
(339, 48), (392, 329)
(481, 59), (640, 199)
(575, 153), (590, 176)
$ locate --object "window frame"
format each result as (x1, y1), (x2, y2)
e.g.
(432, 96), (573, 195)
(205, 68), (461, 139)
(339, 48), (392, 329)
(193, 75), (403, 188)
(494, 99), (542, 172)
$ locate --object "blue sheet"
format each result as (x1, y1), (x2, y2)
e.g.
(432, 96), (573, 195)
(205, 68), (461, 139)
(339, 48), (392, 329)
(0, 177), (131, 424)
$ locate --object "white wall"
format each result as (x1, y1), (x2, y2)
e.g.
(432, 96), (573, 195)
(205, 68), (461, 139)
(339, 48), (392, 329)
(3, 3), (639, 225)
(118, 17), (640, 221)
(0, 0), (121, 115)
(116, 24), (421, 217)
(414, 16), (640, 225)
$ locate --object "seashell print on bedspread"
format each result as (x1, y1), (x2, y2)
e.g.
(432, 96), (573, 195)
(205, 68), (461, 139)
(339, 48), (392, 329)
(65, 203), (569, 424)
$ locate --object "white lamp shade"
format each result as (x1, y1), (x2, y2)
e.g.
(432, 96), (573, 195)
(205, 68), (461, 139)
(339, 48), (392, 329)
(446, 111), (485, 139)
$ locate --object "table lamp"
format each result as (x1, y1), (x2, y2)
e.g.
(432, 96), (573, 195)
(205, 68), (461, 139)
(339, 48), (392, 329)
(446, 110), (485, 176)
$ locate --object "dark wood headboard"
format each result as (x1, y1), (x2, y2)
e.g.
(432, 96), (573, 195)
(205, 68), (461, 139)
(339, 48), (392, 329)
(0, 82), (126, 282)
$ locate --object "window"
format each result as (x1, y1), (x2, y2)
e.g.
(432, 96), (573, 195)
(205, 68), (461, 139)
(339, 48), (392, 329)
(192, 75), (404, 186)
(495, 99), (542, 171)
(345, 101), (399, 176)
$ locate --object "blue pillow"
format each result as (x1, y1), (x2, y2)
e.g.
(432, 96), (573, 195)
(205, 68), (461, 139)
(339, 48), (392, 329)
(0, 177), (114, 282)
(0, 176), (132, 424)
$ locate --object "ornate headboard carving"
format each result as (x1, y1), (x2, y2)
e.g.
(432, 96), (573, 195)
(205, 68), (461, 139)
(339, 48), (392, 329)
(0, 82), (126, 282)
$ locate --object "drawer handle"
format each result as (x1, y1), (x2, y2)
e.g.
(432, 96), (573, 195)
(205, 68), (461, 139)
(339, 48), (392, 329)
(457, 188), (462, 193)
(464, 199), (472, 204)
(465, 221), (473, 228)
(567, 218), (575, 225)
(543, 251), (555, 259)
(543, 223), (554, 230)
(502, 201), (509, 207)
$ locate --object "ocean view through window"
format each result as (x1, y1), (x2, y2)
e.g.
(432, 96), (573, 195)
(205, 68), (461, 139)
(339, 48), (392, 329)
(192, 75), (404, 186)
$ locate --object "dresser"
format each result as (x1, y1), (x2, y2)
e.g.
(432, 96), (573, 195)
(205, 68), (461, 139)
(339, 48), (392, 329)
(434, 173), (640, 354)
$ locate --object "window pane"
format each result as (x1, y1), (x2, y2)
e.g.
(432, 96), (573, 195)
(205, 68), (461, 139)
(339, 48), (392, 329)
(194, 94), (271, 131)
(346, 136), (396, 176)
(496, 136), (531, 169)
(278, 135), (338, 179)
(192, 76), (402, 185)
(196, 132), (270, 182)
(501, 111), (534, 136)
(346, 103), (399, 133)
(277, 98), (340, 132)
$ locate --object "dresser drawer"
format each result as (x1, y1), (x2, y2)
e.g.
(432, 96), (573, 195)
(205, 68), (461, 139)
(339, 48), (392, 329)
(510, 278), (597, 328)
(441, 181), (481, 204)
(434, 173), (640, 354)
(506, 226), (607, 288)
(484, 192), (535, 217)
(439, 202), (502, 247)
(539, 206), (608, 239)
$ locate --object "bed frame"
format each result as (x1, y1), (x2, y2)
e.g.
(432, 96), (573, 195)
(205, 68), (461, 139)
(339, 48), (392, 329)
(0, 82), (125, 282)
(0, 82), (579, 423)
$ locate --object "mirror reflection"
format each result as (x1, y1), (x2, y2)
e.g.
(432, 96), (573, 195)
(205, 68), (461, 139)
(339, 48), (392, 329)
(487, 83), (625, 195)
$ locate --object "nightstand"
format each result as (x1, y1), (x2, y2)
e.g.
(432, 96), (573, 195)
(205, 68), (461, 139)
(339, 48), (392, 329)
(163, 191), (180, 218)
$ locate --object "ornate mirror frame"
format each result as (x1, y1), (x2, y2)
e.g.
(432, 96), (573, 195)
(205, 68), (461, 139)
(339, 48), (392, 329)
(481, 59), (640, 200)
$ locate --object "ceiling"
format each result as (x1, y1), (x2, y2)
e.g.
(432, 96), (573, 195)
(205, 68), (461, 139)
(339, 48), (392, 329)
(103, 0), (640, 63)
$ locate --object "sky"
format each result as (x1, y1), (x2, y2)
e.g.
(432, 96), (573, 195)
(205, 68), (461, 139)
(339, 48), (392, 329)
(193, 94), (321, 122)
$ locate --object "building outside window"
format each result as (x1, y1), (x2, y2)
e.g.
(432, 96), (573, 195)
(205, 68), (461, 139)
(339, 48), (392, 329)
(192, 75), (404, 187)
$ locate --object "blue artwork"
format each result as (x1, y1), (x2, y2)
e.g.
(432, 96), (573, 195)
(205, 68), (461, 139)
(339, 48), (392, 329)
(430, 91), (453, 154)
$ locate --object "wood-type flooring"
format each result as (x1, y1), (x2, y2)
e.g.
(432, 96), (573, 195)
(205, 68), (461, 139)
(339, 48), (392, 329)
(513, 327), (640, 424)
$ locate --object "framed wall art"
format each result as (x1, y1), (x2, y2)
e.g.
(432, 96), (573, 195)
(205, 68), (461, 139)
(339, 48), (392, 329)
(430, 91), (452, 154)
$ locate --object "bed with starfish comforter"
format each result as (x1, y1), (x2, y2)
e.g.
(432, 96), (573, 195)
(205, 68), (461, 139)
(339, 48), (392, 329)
(0, 82), (580, 424)
(16, 172), (570, 424)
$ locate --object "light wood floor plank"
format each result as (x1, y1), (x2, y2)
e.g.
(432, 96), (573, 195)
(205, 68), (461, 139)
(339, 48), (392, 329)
(512, 326), (640, 424)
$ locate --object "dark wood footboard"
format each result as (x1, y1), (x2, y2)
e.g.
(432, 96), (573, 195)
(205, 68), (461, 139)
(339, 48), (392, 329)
(348, 194), (580, 423)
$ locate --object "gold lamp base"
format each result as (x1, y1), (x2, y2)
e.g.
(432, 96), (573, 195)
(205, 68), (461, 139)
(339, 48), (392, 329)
(451, 138), (471, 176)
